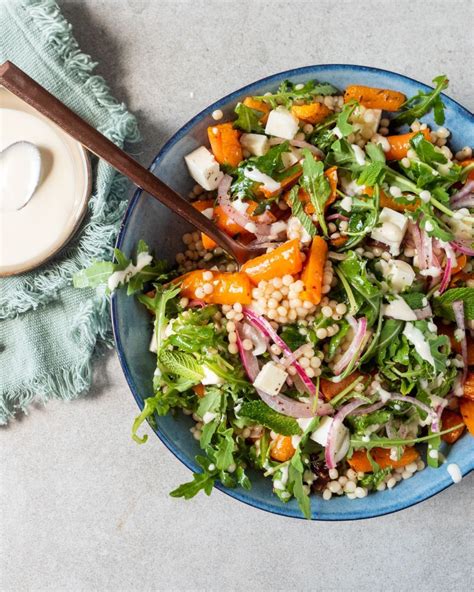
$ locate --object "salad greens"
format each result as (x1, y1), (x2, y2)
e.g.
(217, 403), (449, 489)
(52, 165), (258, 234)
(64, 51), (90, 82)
(75, 73), (472, 518)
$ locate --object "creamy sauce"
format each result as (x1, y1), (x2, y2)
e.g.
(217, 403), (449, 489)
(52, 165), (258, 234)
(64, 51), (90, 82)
(403, 323), (436, 368)
(447, 463), (462, 484)
(107, 251), (153, 291)
(0, 141), (41, 211)
(0, 88), (90, 275)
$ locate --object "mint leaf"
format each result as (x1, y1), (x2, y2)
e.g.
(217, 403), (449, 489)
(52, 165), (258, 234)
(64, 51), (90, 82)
(233, 102), (264, 133)
(159, 350), (204, 382)
(357, 161), (385, 187)
(239, 400), (302, 436)
(433, 288), (474, 321)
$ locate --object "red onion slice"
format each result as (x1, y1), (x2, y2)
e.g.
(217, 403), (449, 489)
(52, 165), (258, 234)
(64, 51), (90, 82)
(414, 305), (433, 320)
(439, 254), (452, 294)
(326, 213), (349, 221)
(452, 241), (474, 257)
(280, 344), (308, 368)
(217, 174), (271, 236)
(325, 399), (366, 469)
(450, 179), (474, 207)
(452, 300), (468, 384)
(333, 317), (367, 375)
(188, 299), (206, 308)
(268, 137), (324, 158)
(241, 322), (268, 356)
(243, 307), (317, 397)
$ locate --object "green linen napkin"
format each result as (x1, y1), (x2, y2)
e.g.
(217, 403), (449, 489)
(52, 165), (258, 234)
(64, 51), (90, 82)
(0, 0), (139, 423)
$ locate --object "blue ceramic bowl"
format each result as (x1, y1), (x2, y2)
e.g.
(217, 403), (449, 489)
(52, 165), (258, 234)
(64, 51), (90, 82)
(112, 65), (474, 520)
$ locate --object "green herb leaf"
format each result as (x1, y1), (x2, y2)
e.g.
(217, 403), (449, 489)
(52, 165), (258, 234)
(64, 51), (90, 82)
(433, 288), (474, 321)
(159, 350), (204, 382)
(336, 102), (356, 136)
(233, 102), (264, 133)
(239, 400), (302, 436)
(410, 132), (447, 165)
(300, 149), (330, 236)
(288, 463), (311, 519)
(357, 161), (385, 187)
(288, 186), (317, 238)
(131, 396), (159, 444)
(170, 472), (215, 499)
(392, 75), (449, 126)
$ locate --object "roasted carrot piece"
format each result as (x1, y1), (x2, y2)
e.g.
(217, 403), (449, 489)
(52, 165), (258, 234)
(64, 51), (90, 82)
(201, 233), (217, 250)
(241, 239), (303, 284)
(270, 435), (296, 462)
(441, 409), (466, 444)
(320, 371), (364, 402)
(330, 235), (348, 248)
(459, 398), (474, 436)
(291, 102), (332, 124)
(300, 236), (328, 305)
(464, 371), (474, 401)
(193, 384), (206, 398)
(459, 158), (474, 181)
(450, 271), (474, 288)
(344, 85), (406, 111)
(365, 185), (418, 213)
(451, 253), (467, 275)
(177, 270), (251, 305)
(191, 201), (217, 249)
(385, 128), (431, 160)
(243, 96), (271, 123)
(208, 123), (243, 167)
(348, 447), (419, 473)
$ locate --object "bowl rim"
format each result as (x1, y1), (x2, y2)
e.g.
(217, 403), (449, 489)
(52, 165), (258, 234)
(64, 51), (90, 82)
(111, 64), (474, 521)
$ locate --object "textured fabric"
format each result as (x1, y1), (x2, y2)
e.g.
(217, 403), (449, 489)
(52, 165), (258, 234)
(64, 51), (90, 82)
(0, 0), (139, 422)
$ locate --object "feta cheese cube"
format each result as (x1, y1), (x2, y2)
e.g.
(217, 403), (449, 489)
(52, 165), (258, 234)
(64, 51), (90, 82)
(240, 133), (269, 157)
(265, 106), (299, 140)
(383, 295), (417, 321)
(281, 147), (301, 169)
(371, 207), (408, 255)
(379, 259), (416, 292)
(310, 416), (334, 446)
(184, 146), (223, 191)
(253, 361), (288, 396)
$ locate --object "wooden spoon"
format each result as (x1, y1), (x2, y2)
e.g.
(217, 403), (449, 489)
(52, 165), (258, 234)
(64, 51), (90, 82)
(0, 61), (266, 265)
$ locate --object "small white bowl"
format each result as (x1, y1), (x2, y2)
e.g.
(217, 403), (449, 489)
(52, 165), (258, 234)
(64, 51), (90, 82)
(0, 86), (91, 276)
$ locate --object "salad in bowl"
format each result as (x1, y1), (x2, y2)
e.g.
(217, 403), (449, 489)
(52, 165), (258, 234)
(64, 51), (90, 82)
(75, 72), (474, 518)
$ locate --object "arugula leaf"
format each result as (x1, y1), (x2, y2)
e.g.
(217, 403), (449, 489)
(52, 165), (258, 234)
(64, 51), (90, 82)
(214, 427), (235, 470)
(138, 284), (181, 355)
(342, 190), (380, 250)
(288, 186), (317, 238)
(233, 102), (264, 133)
(359, 468), (391, 489)
(170, 457), (216, 499)
(253, 79), (338, 109)
(365, 142), (386, 163)
(392, 75), (449, 126)
(230, 142), (290, 199)
(327, 320), (349, 360)
(427, 428), (441, 468)
(73, 241), (168, 295)
(410, 132), (447, 165)
(300, 149), (330, 236)
(338, 251), (381, 302)
(131, 396), (159, 444)
(433, 288), (474, 321)
(239, 400), (302, 436)
(288, 463), (311, 519)
(159, 350), (204, 382)
(335, 102), (356, 136)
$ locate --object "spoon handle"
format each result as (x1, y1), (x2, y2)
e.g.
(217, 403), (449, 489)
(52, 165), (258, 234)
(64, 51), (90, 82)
(0, 61), (252, 264)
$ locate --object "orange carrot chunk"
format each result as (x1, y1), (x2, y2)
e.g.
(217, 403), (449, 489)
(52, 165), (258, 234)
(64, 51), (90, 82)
(385, 128), (431, 160)
(459, 398), (474, 436)
(348, 447), (419, 473)
(344, 85), (406, 111)
(270, 435), (296, 462)
(320, 371), (364, 402)
(291, 102), (332, 125)
(459, 158), (474, 181)
(365, 186), (418, 213)
(207, 123), (243, 167)
(451, 254), (467, 276)
(301, 236), (328, 305)
(178, 270), (251, 305)
(441, 409), (466, 444)
(464, 371), (474, 401)
(241, 239), (303, 284)
(243, 97), (271, 124)
(192, 384), (206, 398)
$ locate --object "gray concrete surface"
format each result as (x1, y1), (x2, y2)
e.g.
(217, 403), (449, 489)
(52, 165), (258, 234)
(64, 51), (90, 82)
(2, 1), (474, 591)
